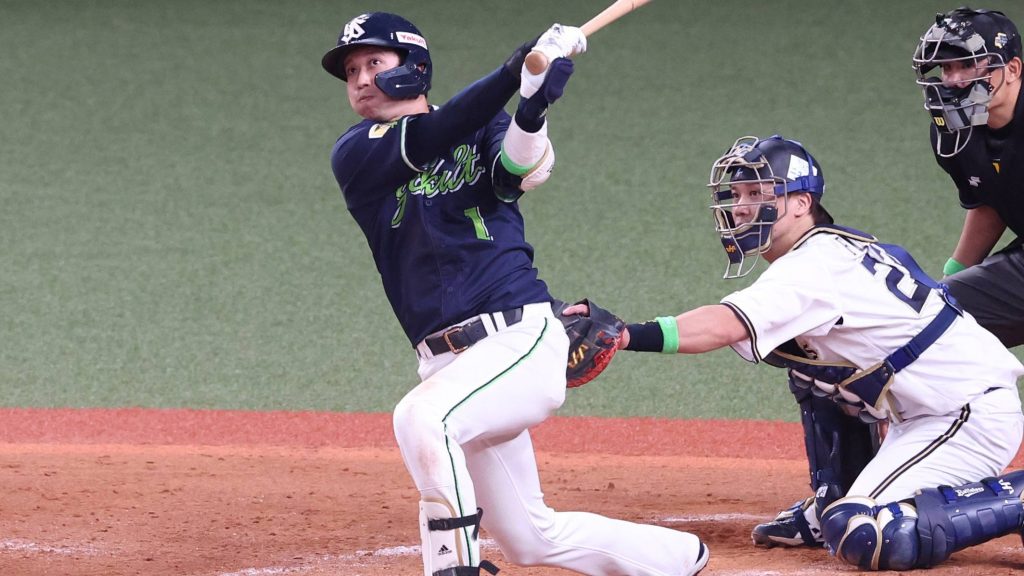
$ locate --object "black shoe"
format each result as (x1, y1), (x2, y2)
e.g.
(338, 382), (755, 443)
(751, 498), (824, 548)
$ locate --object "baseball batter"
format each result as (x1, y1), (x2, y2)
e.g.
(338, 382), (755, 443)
(580, 135), (1024, 570)
(321, 12), (707, 576)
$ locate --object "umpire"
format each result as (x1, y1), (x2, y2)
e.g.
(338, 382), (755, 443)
(913, 7), (1024, 346)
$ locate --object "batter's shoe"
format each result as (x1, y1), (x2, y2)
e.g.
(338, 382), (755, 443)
(686, 541), (710, 575)
(751, 497), (824, 548)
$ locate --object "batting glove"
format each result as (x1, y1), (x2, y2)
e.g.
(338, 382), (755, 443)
(539, 24), (587, 57)
(520, 25), (585, 99)
(534, 24), (587, 63)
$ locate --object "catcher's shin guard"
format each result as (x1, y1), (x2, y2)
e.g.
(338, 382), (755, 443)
(821, 496), (919, 571)
(419, 501), (498, 576)
(791, 370), (878, 510)
(822, 471), (1024, 571)
(913, 470), (1024, 568)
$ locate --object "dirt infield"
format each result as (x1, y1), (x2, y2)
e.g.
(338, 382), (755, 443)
(1, 409), (1022, 575)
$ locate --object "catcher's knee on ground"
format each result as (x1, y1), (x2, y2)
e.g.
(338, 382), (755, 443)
(821, 471), (1024, 570)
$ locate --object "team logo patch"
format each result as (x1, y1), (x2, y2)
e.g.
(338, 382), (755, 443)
(396, 31), (427, 49)
(995, 32), (1008, 49)
(341, 14), (370, 43)
(368, 122), (394, 139)
(786, 155), (810, 180)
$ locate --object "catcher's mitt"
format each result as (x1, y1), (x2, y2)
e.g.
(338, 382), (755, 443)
(551, 298), (625, 388)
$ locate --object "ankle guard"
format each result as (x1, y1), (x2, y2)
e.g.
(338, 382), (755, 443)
(424, 504), (500, 576)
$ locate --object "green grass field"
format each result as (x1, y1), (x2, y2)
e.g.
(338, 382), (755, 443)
(2, 0), (1021, 419)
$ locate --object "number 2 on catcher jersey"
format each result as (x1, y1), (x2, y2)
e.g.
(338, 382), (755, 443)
(860, 245), (929, 313)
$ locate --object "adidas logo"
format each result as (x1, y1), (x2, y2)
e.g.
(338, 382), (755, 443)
(438, 545), (452, 556)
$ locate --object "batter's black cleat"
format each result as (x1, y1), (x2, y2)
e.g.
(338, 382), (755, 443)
(751, 498), (824, 548)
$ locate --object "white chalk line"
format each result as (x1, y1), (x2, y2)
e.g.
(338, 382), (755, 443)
(0, 538), (102, 556)
(662, 512), (767, 523)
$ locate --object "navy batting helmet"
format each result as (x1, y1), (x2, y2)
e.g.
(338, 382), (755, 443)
(912, 8), (1021, 156)
(707, 135), (828, 278)
(322, 12), (432, 99)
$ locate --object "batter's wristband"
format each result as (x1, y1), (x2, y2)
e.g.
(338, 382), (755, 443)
(943, 257), (966, 276)
(499, 144), (535, 175)
(656, 316), (679, 354)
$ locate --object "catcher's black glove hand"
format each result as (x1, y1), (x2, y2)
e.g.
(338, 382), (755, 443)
(551, 298), (625, 388)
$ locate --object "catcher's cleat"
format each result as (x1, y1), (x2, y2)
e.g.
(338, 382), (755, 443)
(751, 497), (824, 548)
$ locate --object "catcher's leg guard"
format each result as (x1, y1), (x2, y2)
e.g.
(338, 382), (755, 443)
(821, 470), (1024, 571)
(821, 496), (919, 570)
(913, 470), (1024, 568)
(794, 372), (878, 510)
(420, 501), (499, 576)
(753, 371), (880, 548)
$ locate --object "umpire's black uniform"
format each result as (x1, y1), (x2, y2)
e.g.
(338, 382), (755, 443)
(933, 82), (1024, 347)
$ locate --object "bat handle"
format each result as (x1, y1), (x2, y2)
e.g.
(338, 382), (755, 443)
(524, 50), (549, 75)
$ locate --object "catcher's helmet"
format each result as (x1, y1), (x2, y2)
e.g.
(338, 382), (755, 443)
(912, 7), (1021, 156)
(322, 12), (432, 100)
(707, 135), (827, 278)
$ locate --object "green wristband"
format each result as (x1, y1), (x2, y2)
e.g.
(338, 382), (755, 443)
(656, 316), (679, 354)
(943, 257), (966, 276)
(499, 143), (535, 176)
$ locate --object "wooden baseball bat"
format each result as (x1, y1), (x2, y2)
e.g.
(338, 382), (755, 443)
(524, 0), (653, 75)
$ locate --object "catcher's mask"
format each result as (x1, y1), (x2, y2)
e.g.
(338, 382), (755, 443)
(322, 12), (432, 100)
(707, 135), (827, 279)
(912, 7), (1021, 157)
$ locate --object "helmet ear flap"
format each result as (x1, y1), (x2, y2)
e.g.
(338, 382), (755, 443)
(374, 60), (432, 99)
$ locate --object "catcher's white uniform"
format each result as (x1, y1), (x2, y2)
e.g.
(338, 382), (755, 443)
(721, 227), (1024, 502)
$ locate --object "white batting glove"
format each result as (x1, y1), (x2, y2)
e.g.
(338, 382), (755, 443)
(537, 23), (587, 58)
(521, 24), (586, 98)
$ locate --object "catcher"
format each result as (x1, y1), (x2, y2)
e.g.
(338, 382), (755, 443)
(567, 134), (1024, 571)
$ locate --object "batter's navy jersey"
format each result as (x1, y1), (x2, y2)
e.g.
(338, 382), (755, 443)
(331, 110), (551, 346)
(932, 85), (1024, 242)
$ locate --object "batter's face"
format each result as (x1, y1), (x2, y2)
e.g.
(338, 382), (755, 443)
(343, 47), (409, 121)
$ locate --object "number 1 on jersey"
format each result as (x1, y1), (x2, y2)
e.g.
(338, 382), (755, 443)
(464, 207), (493, 241)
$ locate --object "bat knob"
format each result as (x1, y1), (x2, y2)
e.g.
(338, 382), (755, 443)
(524, 49), (549, 75)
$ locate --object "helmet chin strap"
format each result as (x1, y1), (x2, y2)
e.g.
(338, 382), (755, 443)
(717, 203), (778, 278)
